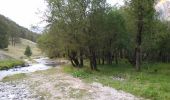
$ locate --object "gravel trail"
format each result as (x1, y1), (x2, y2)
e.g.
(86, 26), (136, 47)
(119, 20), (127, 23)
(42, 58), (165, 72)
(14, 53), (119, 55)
(0, 67), (143, 100)
(0, 81), (39, 100)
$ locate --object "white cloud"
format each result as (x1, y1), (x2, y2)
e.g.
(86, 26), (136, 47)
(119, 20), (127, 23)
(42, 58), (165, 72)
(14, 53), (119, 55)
(0, 0), (123, 32)
(0, 0), (47, 30)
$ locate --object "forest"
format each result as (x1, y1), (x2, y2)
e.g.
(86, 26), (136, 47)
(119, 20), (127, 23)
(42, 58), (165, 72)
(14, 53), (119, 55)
(38, 0), (170, 71)
(0, 14), (39, 48)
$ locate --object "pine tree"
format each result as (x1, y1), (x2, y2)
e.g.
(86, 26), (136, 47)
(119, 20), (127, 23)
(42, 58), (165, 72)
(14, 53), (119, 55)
(24, 45), (32, 57)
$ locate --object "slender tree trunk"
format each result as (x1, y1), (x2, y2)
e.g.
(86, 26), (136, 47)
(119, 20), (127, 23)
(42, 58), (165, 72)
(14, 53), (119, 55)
(107, 39), (112, 64)
(79, 50), (84, 67)
(90, 59), (93, 70)
(89, 48), (98, 71)
(115, 53), (118, 64)
(102, 51), (105, 65)
(115, 49), (118, 64)
(107, 51), (112, 64)
(92, 52), (97, 70)
(135, 1), (144, 71)
(135, 46), (141, 71)
(98, 58), (101, 65)
(11, 37), (14, 46)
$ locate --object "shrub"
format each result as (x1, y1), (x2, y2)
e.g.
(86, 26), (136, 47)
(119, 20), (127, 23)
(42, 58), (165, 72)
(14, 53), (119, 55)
(24, 45), (32, 57)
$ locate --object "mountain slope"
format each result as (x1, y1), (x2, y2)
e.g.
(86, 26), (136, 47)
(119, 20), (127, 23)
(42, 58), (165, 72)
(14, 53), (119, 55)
(0, 14), (40, 42)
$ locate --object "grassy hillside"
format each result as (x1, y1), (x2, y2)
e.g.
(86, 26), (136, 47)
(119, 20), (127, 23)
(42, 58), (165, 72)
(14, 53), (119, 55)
(0, 38), (41, 59)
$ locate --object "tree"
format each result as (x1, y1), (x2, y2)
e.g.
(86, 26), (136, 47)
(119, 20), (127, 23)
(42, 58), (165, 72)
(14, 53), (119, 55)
(37, 32), (62, 58)
(24, 46), (32, 57)
(43, 0), (109, 70)
(129, 0), (156, 71)
(38, 0), (170, 72)
(0, 19), (8, 49)
(39, 0), (129, 70)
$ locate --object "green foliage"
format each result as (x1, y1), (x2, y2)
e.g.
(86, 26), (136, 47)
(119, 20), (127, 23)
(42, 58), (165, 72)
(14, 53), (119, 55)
(72, 70), (90, 79)
(37, 33), (62, 58)
(63, 65), (91, 79)
(38, 0), (170, 70)
(0, 60), (24, 70)
(24, 45), (32, 57)
(38, 0), (170, 69)
(63, 63), (170, 100)
(39, 0), (131, 69)
(0, 17), (8, 49)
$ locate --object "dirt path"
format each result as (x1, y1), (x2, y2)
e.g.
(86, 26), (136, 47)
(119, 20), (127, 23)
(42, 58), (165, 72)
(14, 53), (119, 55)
(0, 67), (143, 100)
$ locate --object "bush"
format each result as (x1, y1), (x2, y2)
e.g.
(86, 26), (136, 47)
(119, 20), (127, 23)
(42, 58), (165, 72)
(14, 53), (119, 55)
(24, 45), (32, 57)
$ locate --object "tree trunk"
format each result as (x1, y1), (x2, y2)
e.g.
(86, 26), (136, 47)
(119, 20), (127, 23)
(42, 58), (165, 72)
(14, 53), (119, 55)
(70, 59), (76, 67)
(135, 2), (143, 71)
(102, 51), (105, 65)
(107, 51), (112, 65)
(68, 50), (80, 67)
(135, 46), (141, 71)
(115, 53), (118, 64)
(89, 48), (98, 71)
(79, 50), (84, 67)
(98, 58), (101, 65)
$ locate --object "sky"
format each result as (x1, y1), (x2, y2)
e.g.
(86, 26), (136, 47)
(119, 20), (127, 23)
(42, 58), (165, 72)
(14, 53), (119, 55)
(0, 0), (123, 32)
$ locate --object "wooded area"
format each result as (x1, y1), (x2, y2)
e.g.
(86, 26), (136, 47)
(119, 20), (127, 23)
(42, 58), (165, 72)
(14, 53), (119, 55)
(38, 0), (170, 71)
(0, 14), (39, 48)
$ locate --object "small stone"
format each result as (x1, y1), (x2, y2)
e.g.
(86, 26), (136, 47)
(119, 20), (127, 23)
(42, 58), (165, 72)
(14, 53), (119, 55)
(8, 94), (15, 99)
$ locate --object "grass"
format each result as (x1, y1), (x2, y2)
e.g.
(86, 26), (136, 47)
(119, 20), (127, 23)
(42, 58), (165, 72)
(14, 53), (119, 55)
(0, 38), (41, 59)
(2, 73), (27, 82)
(62, 62), (170, 100)
(0, 59), (25, 70)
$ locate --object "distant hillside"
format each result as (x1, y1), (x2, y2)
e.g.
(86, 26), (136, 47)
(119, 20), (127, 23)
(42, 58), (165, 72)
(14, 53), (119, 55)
(0, 38), (41, 59)
(0, 14), (40, 42)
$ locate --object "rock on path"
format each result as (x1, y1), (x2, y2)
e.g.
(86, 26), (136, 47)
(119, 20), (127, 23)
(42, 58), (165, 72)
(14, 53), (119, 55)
(0, 82), (39, 100)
